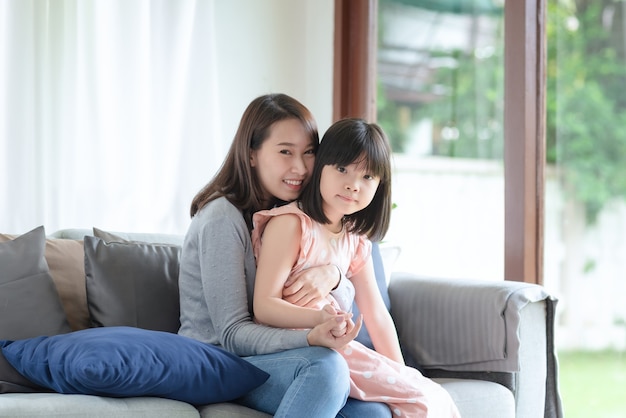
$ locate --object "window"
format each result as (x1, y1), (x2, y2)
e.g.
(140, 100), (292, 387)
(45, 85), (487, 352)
(376, 0), (505, 280)
(545, 1), (626, 415)
(334, 0), (544, 284)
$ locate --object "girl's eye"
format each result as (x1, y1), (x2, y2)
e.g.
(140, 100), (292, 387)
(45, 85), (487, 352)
(364, 174), (374, 180)
(337, 166), (347, 173)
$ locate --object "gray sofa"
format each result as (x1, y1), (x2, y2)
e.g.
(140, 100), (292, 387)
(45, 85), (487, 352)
(0, 227), (562, 418)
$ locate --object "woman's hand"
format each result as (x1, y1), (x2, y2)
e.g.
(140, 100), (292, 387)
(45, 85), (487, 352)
(317, 304), (349, 337)
(283, 265), (340, 307)
(306, 312), (362, 350)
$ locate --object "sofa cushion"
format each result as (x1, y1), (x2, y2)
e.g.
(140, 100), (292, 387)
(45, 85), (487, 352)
(0, 326), (270, 404)
(0, 393), (201, 418)
(0, 226), (72, 341)
(42, 238), (90, 331)
(84, 236), (181, 332)
(351, 242), (392, 349)
(92, 227), (184, 246)
(0, 233), (89, 332)
(436, 378), (515, 418)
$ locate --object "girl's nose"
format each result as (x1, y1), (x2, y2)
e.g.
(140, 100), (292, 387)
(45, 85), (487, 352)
(345, 180), (359, 192)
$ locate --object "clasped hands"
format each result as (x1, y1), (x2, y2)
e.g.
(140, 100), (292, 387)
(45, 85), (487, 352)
(306, 304), (361, 349)
(286, 264), (361, 349)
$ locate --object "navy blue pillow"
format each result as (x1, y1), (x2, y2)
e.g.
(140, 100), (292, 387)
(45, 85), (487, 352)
(0, 326), (269, 404)
(353, 242), (391, 349)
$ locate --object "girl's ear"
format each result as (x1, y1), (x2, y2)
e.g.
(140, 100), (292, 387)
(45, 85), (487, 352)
(250, 150), (257, 167)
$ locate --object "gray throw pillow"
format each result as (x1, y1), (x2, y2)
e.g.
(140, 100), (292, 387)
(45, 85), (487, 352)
(83, 236), (181, 333)
(0, 226), (71, 341)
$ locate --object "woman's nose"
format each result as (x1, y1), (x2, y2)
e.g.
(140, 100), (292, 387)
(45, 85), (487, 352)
(292, 156), (307, 174)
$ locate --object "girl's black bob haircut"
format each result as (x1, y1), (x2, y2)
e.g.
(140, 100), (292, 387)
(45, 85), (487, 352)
(299, 118), (392, 242)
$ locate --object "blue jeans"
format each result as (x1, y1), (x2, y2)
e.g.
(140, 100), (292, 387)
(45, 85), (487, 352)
(240, 347), (390, 418)
(340, 398), (392, 418)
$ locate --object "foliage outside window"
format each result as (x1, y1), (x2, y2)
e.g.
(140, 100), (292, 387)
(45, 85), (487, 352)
(378, 0), (626, 224)
(547, 0), (626, 223)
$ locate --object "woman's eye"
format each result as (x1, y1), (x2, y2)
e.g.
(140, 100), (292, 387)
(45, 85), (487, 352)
(304, 148), (315, 155)
(279, 149), (292, 155)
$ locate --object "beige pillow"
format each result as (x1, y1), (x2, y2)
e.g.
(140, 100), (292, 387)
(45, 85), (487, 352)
(0, 233), (89, 331)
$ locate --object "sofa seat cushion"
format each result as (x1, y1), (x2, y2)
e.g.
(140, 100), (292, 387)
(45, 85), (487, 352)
(1, 327), (269, 405)
(197, 403), (272, 418)
(435, 378), (515, 418)
(0, 393), (200, 417)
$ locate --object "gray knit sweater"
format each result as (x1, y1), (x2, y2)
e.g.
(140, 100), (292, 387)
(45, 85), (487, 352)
(177, 196), (309, 356)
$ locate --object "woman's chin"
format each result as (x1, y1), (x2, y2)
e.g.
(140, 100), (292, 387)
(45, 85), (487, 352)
(276, 191), (300, 202)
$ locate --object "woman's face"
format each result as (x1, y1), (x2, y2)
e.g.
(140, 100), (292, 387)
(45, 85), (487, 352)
(250, 118), (316, 203)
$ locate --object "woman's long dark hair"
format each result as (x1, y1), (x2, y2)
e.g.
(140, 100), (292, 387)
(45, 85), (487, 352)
(299, 118), (392, 242)
(190, 94), (319, 229)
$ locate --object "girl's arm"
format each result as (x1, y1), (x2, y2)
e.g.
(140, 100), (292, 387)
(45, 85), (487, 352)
(253, 214), (338, 329)
(351, 257), (405, 364)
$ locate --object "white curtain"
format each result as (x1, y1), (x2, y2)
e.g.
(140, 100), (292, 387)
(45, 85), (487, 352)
(0, 0), (223, 235)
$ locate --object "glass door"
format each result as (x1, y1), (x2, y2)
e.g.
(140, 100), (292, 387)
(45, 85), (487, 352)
(377, 0), (505, 280)
(545, 1), (626, 416)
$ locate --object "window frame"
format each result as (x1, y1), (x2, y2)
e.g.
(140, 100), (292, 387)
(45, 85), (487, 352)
(333, 0), (546, 284)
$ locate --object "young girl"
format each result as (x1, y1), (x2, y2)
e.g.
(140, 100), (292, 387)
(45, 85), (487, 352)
(251, 118), (461, 418)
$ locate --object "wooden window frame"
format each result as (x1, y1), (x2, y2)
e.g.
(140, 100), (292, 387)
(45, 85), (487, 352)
(334, 0), (546, 284)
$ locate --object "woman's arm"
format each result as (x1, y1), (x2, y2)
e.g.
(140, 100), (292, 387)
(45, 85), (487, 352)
(182, 200), (357, 356)
(282, 264), (341, 307)
(351, 257), (405, 364)
(253, 214), (340, 329)
(186, 205), (308, 355)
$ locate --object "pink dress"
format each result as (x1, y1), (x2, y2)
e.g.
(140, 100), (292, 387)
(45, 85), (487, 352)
(252, 203), (461, 418)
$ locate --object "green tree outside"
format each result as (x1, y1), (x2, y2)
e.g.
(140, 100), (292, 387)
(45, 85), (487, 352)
(378, 0), (626, 223)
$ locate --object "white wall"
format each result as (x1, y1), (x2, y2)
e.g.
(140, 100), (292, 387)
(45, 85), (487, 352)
(213, 0), (334, 145)
(0, 0), (334, 235)
(179, 0), (335, 234)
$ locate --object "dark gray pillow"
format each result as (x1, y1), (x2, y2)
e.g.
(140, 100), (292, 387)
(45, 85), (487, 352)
(92, 227), (128, 243)
(83, 236), (181, 333)
(0, 349), (51, 394)
(0, 226), (71, 341)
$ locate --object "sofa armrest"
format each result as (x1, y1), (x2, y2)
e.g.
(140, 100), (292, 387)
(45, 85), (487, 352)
(389, 273), (562, 418)
(389, 273), (548, 372)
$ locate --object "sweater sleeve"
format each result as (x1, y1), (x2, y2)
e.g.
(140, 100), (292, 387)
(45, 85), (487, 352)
(178, 198), (309, 356)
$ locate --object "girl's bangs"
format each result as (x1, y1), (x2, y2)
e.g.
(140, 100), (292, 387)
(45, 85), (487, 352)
(355, 142), (389, 179)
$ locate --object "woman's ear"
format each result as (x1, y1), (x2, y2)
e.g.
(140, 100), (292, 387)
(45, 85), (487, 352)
(250, 150), (257, 167)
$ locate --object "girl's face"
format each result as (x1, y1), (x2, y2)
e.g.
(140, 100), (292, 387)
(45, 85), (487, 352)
(320, 159), (380, 224)
(250, 118), (316, 204)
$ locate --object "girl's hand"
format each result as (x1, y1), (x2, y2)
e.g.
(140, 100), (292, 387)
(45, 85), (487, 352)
(283, 265), (340, 307)
(317, 304), (350, 337)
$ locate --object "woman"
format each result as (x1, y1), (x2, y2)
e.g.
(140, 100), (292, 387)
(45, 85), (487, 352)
(177, 94), (391, 418)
